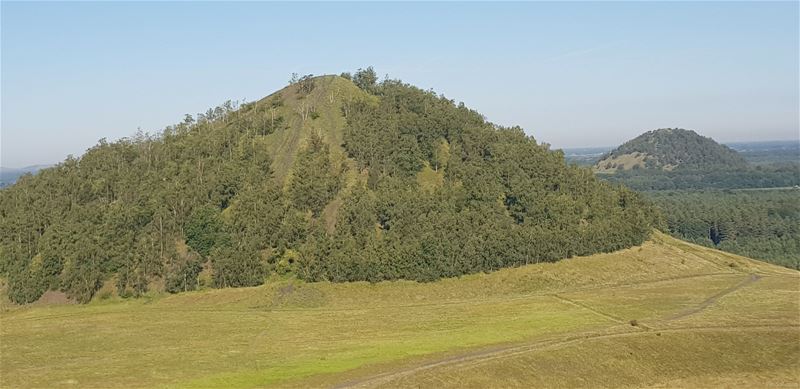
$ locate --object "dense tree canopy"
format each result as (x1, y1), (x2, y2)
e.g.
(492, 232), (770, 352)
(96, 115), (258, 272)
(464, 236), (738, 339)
(650, 189), (800, 269)
(600, 164), (800, 191)
(0, 72), (661, 304)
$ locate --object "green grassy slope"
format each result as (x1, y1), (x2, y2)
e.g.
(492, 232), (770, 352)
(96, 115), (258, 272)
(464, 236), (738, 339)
(257, 75), (373, 183)
(1, 233), (797, 389)
(254, 75), (374, 230)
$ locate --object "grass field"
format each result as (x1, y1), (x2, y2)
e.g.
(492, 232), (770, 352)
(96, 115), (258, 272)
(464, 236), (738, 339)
(1, 232), (798, 388)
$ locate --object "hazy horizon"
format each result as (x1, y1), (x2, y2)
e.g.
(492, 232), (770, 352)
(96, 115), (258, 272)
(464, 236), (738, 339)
(3, 2), (799, 167)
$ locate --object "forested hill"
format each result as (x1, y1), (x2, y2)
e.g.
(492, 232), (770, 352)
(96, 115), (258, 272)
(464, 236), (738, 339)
(0, 69), (661, 304)
(595, 128), (747, 173)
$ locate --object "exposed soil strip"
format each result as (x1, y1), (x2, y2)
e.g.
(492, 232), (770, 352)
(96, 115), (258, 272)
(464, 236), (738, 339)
(550, 295), (630, 325)
(331, 324), (797, 389)
(666, 273), (761, 321)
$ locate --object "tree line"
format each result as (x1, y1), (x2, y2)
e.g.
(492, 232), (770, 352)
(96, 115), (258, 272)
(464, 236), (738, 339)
(649, 189), (799, 269)
(600, 164), (800, 191)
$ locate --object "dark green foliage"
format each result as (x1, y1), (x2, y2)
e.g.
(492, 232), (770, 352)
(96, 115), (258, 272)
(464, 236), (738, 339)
(288, 133), (341, 216)
(5, 273), (43, 304)
(4, 251), (64, 304)
(0, 96), (279, 303)
(343, 80), (483, 177)
(0, 72), (661, 304)
(226, 184), (283, 251)
(210, 244), (266, 288)
(276, 210), (311, 251)
(352, 67), (378, 91)
(165, 257), (203, 293)
(185, 206), (228, 257)
(61, 258), (104, 303)
(337, 186), (377, 246)
(649, 189), (800, 269)
(297, 77), (661, 284)
(601, 164), (800, 191)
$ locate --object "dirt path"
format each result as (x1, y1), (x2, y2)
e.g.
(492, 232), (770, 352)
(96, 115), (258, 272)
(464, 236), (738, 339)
(546, 272), (762, 329)
(331, 323), (796, 389)
(666, 273), (760, 321)
(551, 295), (630, 325)
(332, 273), (766, 389)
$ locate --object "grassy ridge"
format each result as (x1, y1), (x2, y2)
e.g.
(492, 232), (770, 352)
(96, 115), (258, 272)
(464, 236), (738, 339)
(260, 75), (372, 183)
(1, 233), (797, 388)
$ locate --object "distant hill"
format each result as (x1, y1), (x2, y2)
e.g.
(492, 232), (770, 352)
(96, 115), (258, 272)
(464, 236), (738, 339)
(594, 128), (747, 173)
(0, 165), (51, 188)
(591, 131), (800, 271)
(0, 69), (660, 304)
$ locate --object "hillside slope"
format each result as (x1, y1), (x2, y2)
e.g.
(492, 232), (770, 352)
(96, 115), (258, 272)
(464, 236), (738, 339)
(0, 71), (660, 304)
(2, 233), (797, 388)
(595, 128), (747, 173)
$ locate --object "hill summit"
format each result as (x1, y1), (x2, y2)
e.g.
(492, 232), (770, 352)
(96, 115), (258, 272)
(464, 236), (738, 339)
(0, 69), (660, 304)
(595, 128), (747, 173)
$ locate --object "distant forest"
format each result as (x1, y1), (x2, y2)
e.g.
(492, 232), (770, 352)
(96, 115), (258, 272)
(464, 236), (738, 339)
(0, 70), (661, 304)
(600, 165), (799, 191)
(651, 189), (799, 269)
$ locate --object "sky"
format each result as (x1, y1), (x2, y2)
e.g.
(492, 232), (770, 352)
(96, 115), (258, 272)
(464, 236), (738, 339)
(2, 1), (798, 167)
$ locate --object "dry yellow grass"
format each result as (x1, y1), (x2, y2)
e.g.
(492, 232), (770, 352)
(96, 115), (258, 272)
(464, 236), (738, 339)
(366, 328), (798, 389)
(594, 152), (650, 172)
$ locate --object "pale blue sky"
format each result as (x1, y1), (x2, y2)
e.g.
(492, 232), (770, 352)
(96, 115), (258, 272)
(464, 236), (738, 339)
(2, 1), (798, 167)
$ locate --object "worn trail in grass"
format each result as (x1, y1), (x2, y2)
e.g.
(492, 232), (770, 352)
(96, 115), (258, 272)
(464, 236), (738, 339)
(1, 233), (798, 389)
